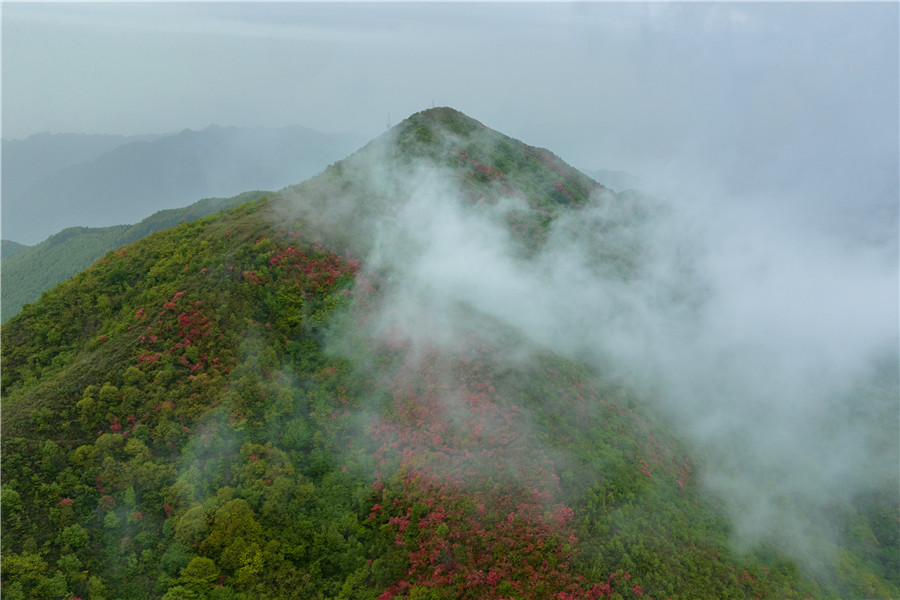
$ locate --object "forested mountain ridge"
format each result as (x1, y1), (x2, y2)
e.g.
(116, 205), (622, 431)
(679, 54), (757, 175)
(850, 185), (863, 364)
(2, 108), (896, 600)
(1, 240), (28, 259)
(1, 191), (269, 323)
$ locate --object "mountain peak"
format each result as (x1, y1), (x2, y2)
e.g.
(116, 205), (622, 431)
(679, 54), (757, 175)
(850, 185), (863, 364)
(390, 106), (492, 151)
(401, 105), (485, 131)
(281, 107), (606, 258)
(2, 106), (895, 600)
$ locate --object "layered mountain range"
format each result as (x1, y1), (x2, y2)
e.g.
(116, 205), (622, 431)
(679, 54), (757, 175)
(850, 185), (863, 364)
(2, 124), (366, 245)
(2, 108), (896, 600)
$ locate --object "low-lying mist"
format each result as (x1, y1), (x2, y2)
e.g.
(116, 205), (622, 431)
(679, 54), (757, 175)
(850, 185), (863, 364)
(284, 141), (898, 576)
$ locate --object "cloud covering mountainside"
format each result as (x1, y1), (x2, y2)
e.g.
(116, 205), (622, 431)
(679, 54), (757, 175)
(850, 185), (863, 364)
(1, 108), (896, 599)
(282, 108), (900, 572)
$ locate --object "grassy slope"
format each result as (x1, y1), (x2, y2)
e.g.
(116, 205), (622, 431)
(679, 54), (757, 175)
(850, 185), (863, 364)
(1, 108), (895, 600)
(1, 191), (269, 322)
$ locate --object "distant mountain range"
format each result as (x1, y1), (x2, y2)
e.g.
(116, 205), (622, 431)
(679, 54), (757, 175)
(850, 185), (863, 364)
(2, 124), (367, 245)
(2, 132), (165, 198)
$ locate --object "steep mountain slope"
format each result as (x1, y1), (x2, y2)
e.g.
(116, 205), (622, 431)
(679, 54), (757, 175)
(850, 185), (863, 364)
(2, 108), (896, 600)
(3, 125), (366, 245)
(1, 191), (269, 323)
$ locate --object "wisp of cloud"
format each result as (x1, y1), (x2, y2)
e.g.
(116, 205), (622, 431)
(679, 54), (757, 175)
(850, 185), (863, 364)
(284, 135), (899, 578)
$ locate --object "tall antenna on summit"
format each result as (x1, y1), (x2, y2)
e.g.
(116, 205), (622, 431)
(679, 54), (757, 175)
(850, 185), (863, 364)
(386, 113), (391, 130)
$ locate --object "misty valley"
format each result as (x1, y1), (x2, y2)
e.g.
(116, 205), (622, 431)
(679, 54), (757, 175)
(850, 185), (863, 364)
(1, 108), (897, 600)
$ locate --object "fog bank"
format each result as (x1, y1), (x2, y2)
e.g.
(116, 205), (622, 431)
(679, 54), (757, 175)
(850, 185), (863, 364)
(290, 151), (898, 572)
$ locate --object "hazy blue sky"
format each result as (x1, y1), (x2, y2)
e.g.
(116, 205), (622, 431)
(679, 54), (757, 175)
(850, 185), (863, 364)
(3, 2), (898, 242)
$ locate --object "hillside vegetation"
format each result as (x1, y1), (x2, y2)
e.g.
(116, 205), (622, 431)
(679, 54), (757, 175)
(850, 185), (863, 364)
(1, 191), (268, 322)
(2, 108), (896, 600)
